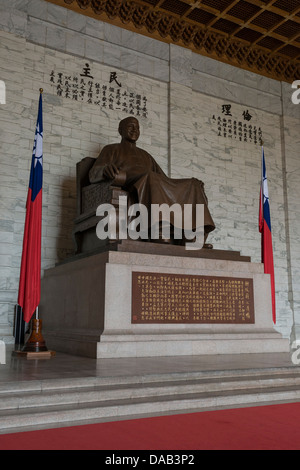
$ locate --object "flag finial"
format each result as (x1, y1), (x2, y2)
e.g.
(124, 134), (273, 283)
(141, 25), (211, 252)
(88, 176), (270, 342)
(39, 88), (43, 93)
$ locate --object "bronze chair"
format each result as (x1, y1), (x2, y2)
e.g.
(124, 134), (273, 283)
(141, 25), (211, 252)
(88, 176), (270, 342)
(72, 157), (128, 254)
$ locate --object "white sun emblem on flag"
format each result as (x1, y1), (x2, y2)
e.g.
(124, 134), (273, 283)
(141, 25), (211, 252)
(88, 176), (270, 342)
(263, 176), (269, 204)
(33, 122), (43, 168)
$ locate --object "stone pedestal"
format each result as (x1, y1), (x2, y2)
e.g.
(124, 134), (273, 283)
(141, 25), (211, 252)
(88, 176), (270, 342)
(40, 245), (290, 358)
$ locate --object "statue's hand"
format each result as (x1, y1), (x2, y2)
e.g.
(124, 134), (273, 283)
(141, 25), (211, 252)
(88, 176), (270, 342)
(103, 163), (120, 180)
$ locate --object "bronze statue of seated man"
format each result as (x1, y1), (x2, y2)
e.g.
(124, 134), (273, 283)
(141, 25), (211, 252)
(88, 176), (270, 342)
(89, 117), (215, 247)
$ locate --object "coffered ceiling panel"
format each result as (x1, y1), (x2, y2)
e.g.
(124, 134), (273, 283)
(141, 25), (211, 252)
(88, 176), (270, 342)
(45, 0), (300, 82)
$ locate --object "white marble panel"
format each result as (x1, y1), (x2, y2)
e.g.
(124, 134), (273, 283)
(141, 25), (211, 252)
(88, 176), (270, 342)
(66, 30), (85, 57)
(84, 36), (104, 63)
(85, 17), (104, 40)
(170, 44), (193, 88)
(66, 9), (86, 33)
(192, 51), (281, 97)
(45, 24), (66, 52)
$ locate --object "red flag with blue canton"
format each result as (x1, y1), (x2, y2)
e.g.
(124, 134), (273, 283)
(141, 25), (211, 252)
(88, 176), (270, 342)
(259, 148), (276, 323)
(18, 93), (43, 323)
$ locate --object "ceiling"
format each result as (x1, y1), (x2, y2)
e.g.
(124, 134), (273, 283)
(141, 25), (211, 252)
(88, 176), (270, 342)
(46, 0), (300, 82)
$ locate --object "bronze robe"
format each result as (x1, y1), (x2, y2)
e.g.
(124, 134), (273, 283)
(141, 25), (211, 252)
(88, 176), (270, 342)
(89, 141), (215, 236)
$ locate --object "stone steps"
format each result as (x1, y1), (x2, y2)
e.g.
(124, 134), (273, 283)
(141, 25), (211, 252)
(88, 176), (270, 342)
(0, 367), (299, 434)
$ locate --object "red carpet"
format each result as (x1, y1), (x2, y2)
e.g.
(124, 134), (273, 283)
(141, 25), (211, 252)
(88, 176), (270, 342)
(0, 403), (299, 450)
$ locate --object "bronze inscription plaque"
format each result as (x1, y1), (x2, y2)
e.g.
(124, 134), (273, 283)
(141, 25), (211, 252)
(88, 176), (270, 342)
(132, 272), (254, 324)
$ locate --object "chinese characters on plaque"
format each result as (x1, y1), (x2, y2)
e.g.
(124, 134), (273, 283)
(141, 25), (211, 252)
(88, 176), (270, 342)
(132, 272), (254, 324)
(211, 104), (263, 145)
(49, 64), (148, 118)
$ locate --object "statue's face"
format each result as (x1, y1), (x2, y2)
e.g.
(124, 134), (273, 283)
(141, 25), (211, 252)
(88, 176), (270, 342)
(122, 118), (140, 143)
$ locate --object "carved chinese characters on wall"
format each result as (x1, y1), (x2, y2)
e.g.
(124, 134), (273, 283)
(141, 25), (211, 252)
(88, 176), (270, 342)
(211, 104), (263, 146)
(132, 272), (254, 324)
(50, 64), (148, 118)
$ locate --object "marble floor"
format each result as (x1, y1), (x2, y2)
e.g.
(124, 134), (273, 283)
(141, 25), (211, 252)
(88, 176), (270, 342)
(1, 345), (298, 385)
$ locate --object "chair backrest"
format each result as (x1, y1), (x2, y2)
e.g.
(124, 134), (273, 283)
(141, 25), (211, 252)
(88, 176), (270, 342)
(76, 157), (96, 216)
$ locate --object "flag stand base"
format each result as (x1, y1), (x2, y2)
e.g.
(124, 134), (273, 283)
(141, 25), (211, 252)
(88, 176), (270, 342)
(12, 350), (56, 359)
(12, 318), (55, 359)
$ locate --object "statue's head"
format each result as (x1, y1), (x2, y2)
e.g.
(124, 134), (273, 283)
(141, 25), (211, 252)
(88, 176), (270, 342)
(118, 117), (140, 143)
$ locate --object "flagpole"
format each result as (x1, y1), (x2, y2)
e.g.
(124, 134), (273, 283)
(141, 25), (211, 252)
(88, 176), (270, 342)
(36, 87), (42, 324)
(38, 89), (42, 325)
(35, 88), (42, 325)
(259, 144), (276, 324)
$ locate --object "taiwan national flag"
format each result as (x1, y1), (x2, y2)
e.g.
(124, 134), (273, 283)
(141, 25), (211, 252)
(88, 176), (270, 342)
(259, 148), (276, 324)
(18, 92), (43, 323)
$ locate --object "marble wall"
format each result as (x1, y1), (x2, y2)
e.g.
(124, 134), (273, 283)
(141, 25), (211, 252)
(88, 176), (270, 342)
(0, 0), (299, 345)
(281, 114), (300, 344)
